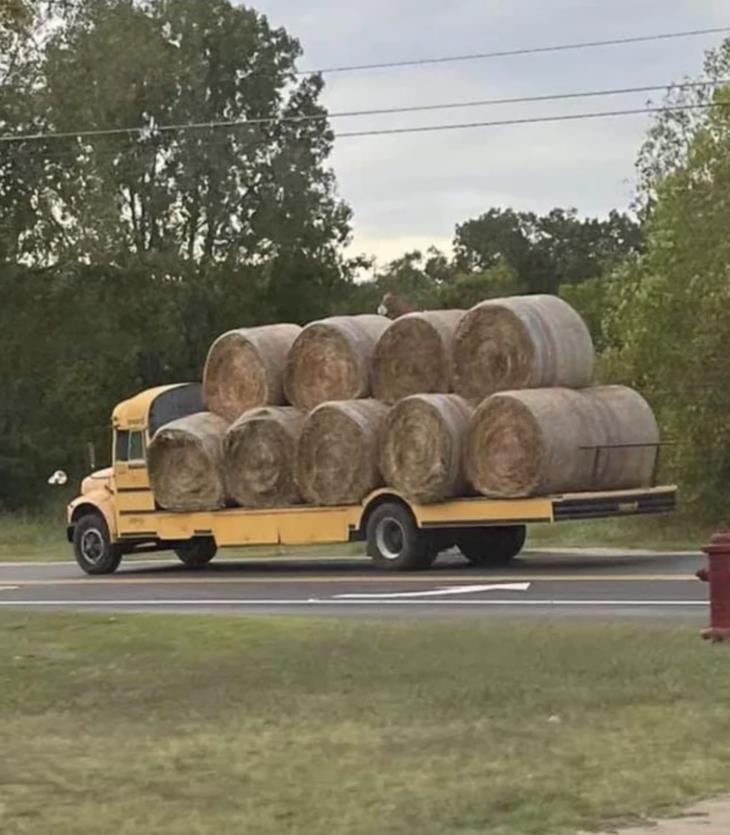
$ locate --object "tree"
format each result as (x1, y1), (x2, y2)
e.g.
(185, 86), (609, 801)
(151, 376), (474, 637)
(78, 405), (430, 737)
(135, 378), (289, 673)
(436, 260), (523, 309)
(596, 41), (730, 514)
(9, 0), (351, 280)
(453, 207), (642, 294)
(342, 249), (447, 314)
(0, 0), (357, 507)
(636, 39), (730, 208)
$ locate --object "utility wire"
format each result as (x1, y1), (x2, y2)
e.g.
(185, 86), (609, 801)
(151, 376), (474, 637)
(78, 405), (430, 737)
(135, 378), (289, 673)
(296, 26), (730, 75)
(1, 80), (726, 145)
(335, 102), (730, 139)
(2, 100), (727, 165)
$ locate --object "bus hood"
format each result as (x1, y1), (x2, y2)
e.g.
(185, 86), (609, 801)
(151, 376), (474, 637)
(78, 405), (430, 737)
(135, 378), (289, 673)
(81, 467), (113, 495)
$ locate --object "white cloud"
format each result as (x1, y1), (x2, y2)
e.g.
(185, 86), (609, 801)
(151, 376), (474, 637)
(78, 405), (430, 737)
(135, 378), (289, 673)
(255, 0), (727, 261)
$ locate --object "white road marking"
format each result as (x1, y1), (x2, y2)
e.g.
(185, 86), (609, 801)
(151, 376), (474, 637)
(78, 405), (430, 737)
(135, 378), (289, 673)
(334, 582), (532, 599)
(0, 598), (706, 607)
(0, 586), (18, 591)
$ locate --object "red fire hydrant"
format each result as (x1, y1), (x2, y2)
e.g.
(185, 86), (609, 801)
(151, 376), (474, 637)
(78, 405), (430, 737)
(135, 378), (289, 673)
(698, 530), (730, 641)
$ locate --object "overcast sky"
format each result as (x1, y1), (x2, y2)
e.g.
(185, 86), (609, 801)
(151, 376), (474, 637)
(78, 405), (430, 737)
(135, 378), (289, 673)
(252, 0), (728, 268)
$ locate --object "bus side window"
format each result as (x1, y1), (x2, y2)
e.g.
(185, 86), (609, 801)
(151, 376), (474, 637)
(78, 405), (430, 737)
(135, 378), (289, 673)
(115, 430), (130, 463)
(129, 431), (146, 464)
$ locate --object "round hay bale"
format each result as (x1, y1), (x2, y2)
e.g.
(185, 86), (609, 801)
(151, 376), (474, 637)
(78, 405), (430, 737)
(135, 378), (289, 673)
(465, 386), (659, 498)
(148, 412), (228, 511)
(296, 399), (389, 506)
(284, 315), (390, 411)
(587, 386), (659, 490)
(380, 394), (474, 503)
(372, 310), (465, 403)
(465, 388), (604, 498)
(203, 323), (302, 422)
(452, 295), (594, 401)
(223, 407), (305, 507)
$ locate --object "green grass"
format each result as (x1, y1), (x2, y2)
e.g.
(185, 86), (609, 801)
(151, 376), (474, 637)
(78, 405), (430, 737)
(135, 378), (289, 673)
(527, 513), (711, 552)
(0, 510), (68, 561)
(2, 614), (730, 834)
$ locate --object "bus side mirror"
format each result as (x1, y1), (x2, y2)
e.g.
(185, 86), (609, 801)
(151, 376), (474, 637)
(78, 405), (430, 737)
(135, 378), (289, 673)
(87, 442), (97, 472)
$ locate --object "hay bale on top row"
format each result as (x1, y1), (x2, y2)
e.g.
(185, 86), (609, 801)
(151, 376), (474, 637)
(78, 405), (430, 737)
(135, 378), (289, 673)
(465, 385), (658, 498)
(296, 399), (388, 506)
(372, 310), (465, 403)
(224, 406), (304, 508)
(147, 412), (229, 512)
(201, 296), (594, 418)
(452, 294), (594, 401)
(203, 324), (301, 422)
(380, 394), (473, 503)
(284, 315), (390, 411)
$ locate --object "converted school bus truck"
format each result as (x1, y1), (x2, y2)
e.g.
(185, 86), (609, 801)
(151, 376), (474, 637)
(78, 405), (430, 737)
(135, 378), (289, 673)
(66, 383), (677, 575)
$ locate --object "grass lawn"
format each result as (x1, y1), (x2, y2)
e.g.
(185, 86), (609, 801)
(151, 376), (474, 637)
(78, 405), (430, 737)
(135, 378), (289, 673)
(2, 614), (730, 834)
(0, 511), (69, 562)
(527, 514), (710, 552)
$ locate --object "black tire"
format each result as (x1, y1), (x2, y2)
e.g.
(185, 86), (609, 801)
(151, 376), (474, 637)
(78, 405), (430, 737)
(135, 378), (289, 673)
(175, 537), (217, 568)
(366, 502), (435, 571)
(73, 513), (123, 576)
(458, 525), (526, 567)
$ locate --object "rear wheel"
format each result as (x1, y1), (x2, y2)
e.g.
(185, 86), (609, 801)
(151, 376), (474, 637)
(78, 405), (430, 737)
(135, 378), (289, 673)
(73, 513), (123, 575)
(175, 537), (217, 568)
(366, 502), (436, 572)
(458, 525), (526, 567)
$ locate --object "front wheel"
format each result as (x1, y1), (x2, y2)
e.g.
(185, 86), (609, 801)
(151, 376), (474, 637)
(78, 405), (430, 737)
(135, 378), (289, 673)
(73, 513), (123, 575)
(175, 537), (217, 568)
(458, 525), (526, 567)
(366, 502), (436, 571)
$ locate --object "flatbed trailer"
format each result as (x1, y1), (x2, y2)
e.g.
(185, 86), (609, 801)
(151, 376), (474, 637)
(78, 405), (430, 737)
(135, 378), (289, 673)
(66, 384), (677, 575)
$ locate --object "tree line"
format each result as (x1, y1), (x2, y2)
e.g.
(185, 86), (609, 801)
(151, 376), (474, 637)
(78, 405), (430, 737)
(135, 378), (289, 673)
(1, 0), (728, 519)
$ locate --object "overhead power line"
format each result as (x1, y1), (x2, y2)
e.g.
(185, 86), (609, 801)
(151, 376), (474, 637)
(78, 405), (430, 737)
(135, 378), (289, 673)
(335, 102), (730, 139)
(296, 26), (730, 75)
(0, 79), (726, 145)
(3, 100), (726, 166)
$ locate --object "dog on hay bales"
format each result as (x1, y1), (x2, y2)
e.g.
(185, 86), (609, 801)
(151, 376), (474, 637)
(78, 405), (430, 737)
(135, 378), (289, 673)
(377, 292), (415, 320)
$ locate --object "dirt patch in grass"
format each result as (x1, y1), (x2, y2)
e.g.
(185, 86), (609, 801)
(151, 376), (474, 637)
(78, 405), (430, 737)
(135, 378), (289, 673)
(2, 615), (730, 834)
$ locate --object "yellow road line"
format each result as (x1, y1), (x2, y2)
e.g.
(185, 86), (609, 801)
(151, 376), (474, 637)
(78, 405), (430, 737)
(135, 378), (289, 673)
(0, 573), (697, 587)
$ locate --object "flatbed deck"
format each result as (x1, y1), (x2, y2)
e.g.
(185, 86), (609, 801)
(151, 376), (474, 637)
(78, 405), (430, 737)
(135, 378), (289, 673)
(113, 485), (677, 548)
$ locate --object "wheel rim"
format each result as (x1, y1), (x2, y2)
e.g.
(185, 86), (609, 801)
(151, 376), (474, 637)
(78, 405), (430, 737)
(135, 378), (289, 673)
(80, 528), (105, 564)
(376, 518), (405, 560)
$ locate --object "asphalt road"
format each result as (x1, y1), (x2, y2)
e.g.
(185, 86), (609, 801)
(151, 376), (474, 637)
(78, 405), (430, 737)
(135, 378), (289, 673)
(0, 548), (710, 619)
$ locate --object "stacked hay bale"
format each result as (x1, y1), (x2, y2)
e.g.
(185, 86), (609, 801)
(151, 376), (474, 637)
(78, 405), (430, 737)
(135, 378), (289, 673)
(284, 315), (390, 411)
(296, 399), (388, 506)
(224, 407), (305, 508)
(148, 293), (660, 512)
(465, 386), (659, 498)
(380, 394), (473, 503)
(372, 310), (465, 403)
(203, 324), (301, 422)
(452, 294), (594, 401)
(148, 412), (229, 511)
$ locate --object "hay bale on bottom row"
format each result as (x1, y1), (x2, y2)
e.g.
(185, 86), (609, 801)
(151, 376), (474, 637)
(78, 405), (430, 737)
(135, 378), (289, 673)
(224, 406), (304, 508)
(465, 385), (659, 498)
(372, 310), (465, 403)
(147, 412), (229, 511)
(380, 394), (474, 503)
(452, 294), (595, 402)
(203, 323), (302, 422)
(296, 399), (388, 506)
(284, 315), (390, 411)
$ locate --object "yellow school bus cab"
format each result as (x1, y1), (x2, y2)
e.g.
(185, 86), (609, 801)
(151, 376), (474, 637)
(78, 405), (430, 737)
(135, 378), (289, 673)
(67, 383), (678, 575)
